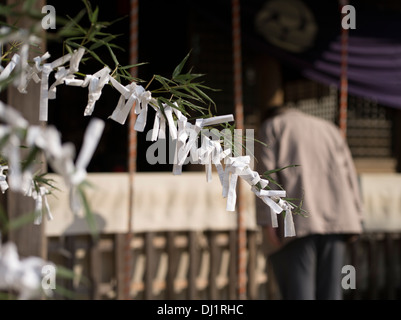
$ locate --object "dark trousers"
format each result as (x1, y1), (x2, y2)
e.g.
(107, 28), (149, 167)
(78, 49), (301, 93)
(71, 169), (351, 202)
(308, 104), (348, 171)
(269, 234), (347, 300)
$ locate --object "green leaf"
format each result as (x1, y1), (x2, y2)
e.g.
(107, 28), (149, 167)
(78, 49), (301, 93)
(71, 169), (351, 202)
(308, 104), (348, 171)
(65, 14), (88, 36)
(78, 182), (99, 240)
(90, 6), (99, 24)
(153, 74), (173, 92)
(173, 72), (205, 83)
(33, 173), (59, 192)
(262, 174), (284, 190)
(82, 0), (93, 18)
(172, 51), (191, 79)
(0, 291), (17, 300)
(263, 164), (300, 176)
(82, 47), (107, 66)
(21, 146), (40, 171)
(120, 62), (148, 70)
(5, 211), (36, 232)
(169, 88), (203, 102)
(106, 43), (119, 67)
(157, 96), (182, 113)
(22, 0), (36, 12)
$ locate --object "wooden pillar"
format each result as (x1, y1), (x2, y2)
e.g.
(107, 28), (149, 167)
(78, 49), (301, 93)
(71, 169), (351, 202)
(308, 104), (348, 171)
(367, 235), (379, 299)
(144, 232), (154, 299)
(254, 55), (284, 111)
(6, 0), (47, 260)
(228, 229), (237, 299)
(187, 231), (198, 299)
(338, 0), (349, 138)
(394, 109), (401, 173)
(166, 231), (178, 299)
(208, 231), (219, 300)
(384, 233), (396, 299)
(231, 0), (247, 300)
(247, 230), (258, 300)
(90, 236), (102, 300)
(121, 0), (139, 300)
(115, 233), (128, 299)
(253, 55), (283, 301)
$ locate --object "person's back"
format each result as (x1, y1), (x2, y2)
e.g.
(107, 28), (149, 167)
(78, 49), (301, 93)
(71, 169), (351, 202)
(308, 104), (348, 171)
(255, 106), (364, 299)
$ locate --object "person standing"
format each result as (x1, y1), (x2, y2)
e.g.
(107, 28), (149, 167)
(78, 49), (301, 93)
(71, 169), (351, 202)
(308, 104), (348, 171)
(255, 104), (364, 300)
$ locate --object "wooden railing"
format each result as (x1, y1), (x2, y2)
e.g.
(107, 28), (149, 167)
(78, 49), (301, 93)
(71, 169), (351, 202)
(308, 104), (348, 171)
(47, 230), (401, 300)
(344, 232), (401, 300)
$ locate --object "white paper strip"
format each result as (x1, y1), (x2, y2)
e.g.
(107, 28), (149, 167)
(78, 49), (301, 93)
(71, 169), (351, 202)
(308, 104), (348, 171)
(84, 66), (111, 116)
(39, 63), (52, 121)
(198, 136), (213, 182)
(108, 80), (138, 125)
(226, 172), (238, 211)
(284, 208), (296, 237)
(163, 106), (178, 140)
(0, 54), (20, 85)
(270, 208), (278, 228)
(50, 52), (72, 69)
(68, 47), (85, 74)
(16, 43), (29, 93)
(133, 87), (153, 132)
(279, 199), (296, 237)
(33, 52), (51, 73)
(109, 76), (130, 97)
(151, 108), (162, 141)
(0, 165), (9, 194)
(172, 107), (189, 175)
(4, 135), (22, 191)
(199, 114), (234, 127)
(74, 118), (105, 182)
(0, 101), (28, 128)
(0, 242), (52, 300)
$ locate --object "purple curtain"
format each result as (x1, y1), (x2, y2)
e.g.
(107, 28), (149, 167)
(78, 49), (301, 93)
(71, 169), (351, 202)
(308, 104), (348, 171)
(243, 0), (401, 109)
(303, 34), (401, 109)
(291, 3), (401, 109)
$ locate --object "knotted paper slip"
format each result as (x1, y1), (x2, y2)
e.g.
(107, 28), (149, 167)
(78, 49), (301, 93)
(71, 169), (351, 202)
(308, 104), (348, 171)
(0, 241), (54, 300)
(0, 100), (105, 220)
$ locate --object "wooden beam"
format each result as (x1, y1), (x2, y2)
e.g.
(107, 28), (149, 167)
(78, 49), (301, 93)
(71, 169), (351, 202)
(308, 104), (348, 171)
(6, 0), (47, 260)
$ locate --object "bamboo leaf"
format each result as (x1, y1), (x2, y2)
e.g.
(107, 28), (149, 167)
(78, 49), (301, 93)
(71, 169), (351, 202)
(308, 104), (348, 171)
(263, 164), (300, 176)
(5, 211), (36, 232)
(22, 0), (36, 12)
(169, 88), (203, 102)
(106, 43), (119, 67)
(157, 96), (178, 112)
(82, 47), (107, 66)
(21, 147), (40, 171)
(172, 51), (191, 79)
(90, 6), (99, 24)
(153, 74), (173, 92)
(78, 183), (99, 240)
(82, 0), (93, 18)
(262, 174), (284, 190)
(88, 34), (119, 51)
(65, 14), (88, 35)
(120, 62), (148, 70)
(173, 72), (205, 83)
(189, 84), (216, 106)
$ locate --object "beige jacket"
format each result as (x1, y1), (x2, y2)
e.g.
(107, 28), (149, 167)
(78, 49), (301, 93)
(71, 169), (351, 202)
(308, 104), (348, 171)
(255, 108), (364, 253)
